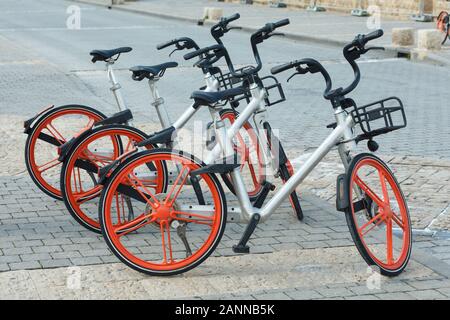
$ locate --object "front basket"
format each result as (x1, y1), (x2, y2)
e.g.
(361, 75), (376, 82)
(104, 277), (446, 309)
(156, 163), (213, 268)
(351, 97), (407, 141)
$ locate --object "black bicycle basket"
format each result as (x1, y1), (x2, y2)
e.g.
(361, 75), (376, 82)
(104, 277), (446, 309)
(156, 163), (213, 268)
(351, 97), (407, 141)
(209, 68), (286, 108)
(260, 75), (286, 107)
(211, 67), (252, 106)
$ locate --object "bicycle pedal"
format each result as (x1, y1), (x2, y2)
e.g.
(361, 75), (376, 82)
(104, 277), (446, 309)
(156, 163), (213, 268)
(232, 244), (250, 254)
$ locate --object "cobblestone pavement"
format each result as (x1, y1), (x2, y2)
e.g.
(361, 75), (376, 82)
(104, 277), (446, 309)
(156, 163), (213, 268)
(291, 152), (450, 232)
(0, 0), (449, 300)
(1, 178), (450, 299)
(2, 246), (450, 300)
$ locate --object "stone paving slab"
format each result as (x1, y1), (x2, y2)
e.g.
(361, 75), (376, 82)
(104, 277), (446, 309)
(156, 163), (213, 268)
(0, 246), (446, 300)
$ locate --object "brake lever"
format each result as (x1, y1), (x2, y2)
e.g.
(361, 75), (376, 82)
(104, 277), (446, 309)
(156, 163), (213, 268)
(228, 26), (242, 31)
(169, 43), (186, 57)
(287, 72), (299, 83)
(169, 48), (179, 57)
(365, 46), (385, 52)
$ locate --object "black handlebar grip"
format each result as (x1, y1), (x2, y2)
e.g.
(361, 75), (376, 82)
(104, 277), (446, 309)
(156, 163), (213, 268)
(183, 44), (223, 60)
(274, 18), (290, 29)
(157, 39), (178, 50)
(364, 29), (384, 42)
(270, 61), (295, 75)
(224, 13), (240, 23)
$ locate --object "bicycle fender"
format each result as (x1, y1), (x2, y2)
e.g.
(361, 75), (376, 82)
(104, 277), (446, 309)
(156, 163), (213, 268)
(23, 105), (55, 134)
(336, 173), (349, 212)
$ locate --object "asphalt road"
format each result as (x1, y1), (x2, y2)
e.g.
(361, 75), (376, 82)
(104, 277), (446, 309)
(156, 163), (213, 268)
(0, 0), (449, 157)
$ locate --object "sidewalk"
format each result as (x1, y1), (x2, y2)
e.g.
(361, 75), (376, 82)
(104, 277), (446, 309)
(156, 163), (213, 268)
(74, 0), (450, 65)
(1, 0), (449, 300)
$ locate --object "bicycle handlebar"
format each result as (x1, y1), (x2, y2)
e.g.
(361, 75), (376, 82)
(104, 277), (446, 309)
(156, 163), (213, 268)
(223, 13), (240, 24)
(156, 37), (200, 55)
(183, 44), (223, 60)
(271, 58), (332, 99)
(271, 61), (296, 75)
(271, 29), (384, 102)
(238, 18), (290, 77)
(211, 13), (241, 44)
(185, 18), (289, 80)
(352, 29), (383, 47)
(340, 29), (384, 96)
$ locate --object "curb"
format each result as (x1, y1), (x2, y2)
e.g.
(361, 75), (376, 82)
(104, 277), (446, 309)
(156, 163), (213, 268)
(421, 52), (450, 66)
(72, 0), (399, 58)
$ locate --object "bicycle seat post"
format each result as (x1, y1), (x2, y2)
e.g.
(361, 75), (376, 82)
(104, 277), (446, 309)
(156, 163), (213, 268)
(147, 77), (171, 129)
(106, 60), (128, 115)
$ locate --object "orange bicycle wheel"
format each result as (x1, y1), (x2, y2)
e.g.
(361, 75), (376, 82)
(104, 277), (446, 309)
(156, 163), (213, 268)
(219, 109), (265, 201)
(99, 149), (227, 276)
(345, 153), (412, 276)
(25, 105), (106, 200)
(61, 125), (166, 233)
(437, 11), (450, 44)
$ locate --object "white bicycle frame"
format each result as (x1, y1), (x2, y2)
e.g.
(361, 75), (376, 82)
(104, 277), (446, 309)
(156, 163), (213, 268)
(187, 82), (358, 224)
(94, 62), (221, 160)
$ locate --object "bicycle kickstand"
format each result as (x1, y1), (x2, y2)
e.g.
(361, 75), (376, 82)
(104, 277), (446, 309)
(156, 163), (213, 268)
(232, 213), (261, 254)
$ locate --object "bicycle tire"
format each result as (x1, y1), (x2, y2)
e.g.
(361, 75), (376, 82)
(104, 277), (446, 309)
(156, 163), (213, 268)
(25, 104), (107, 200)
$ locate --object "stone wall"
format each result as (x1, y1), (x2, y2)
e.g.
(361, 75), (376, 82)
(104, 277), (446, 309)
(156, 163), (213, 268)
(232, 0), (449, 18)
(435, 0), (450, 14)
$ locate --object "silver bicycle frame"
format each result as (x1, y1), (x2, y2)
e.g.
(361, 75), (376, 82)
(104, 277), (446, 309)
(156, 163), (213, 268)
(206, 83), (357, 223)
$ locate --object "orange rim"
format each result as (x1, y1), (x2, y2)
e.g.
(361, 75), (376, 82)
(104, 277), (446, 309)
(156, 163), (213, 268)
(437, 11), (449, 32)
(220, 111), (264, 197)
(28, 109), (103, 198)
(101, 151), (224, 272)
(350, 158), (411, 271)
(283, 159), (299, 213)
(64, 128), (164, 230)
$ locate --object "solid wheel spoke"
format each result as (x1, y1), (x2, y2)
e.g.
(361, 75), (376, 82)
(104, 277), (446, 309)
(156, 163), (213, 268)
(358, 211), (385, 237)
(74, 185), (102, 204)
(160, 221), (174, 264)
(165, 166), (189, 205)
(386, 218), (394, 264)
(378, 170), (390, 205)
(172, 211), (214, 226)
(45, 123), (66, 145)
(166, 222), (174, 263)
(354, 175), (385, 208)
(76, 168), (83, 192)
(391, 211), (405, 230)
(124, 138), (133, 152)
(38, 157), (61, 173)
(115, 193), (123, 225)
(126, 173), (160, 209)
(115, 213), (155, 237)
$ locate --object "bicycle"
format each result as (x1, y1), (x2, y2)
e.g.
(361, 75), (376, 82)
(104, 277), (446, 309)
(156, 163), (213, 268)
(23, 14), (260, 202)
(59, 15), (303, 233)
(98, 27), (412, 277)
(437, 11), (450, 44)
(24, 46), (142, 200)
(96, 19), (327, 276)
